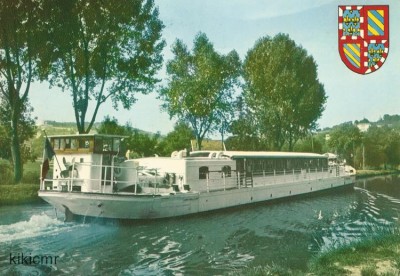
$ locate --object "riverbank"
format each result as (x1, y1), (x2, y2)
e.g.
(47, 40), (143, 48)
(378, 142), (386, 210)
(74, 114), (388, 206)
(309, 228), (400, 275)
(356, 169), (400, 179)
(0, 184), (42, 205)
(230, 229), (400, 275)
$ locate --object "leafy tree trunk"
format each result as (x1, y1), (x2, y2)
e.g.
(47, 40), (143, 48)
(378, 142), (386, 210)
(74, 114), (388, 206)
(196, 136), (202, 150)
(10, 109), (22, 183)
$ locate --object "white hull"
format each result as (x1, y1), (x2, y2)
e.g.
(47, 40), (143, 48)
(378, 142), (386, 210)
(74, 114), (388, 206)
(39, 175), (355, 220)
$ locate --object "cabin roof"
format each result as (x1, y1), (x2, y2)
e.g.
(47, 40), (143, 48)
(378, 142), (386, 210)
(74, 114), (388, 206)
(190, 150), (325, 159)
(223, 151), (325, 159)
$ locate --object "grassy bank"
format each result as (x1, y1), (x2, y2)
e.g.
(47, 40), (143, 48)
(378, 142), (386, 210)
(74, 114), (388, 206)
(228, 229), (400, 276)
(309, 230), (400, 275)
(0, 183), (42, 205)
(356, 169), (400, 179)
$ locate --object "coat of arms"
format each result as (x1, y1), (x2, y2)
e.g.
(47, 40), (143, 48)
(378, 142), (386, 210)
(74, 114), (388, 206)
(338, 5), (389, 74)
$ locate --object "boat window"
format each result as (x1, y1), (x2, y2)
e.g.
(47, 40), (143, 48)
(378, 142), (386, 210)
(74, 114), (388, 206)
(103, 138), (112, 152)
(190, 152), (211, 157)
(54, 139), (60, 150)
(254, 160), (263, 172)
(276, 159), (284, 172)
(286, 159), (292, 170)
(265, 160), (273, 172)
(79, 138), (90, 149)
(199, 166), (209, 179)
(113, 139), (121, 152)
(71, 139), (78, 150)
(221, 166), (231, 177)
(94, 137), (103, 153)
(60, 139), (65, 150)
(65, 138), (71, 149)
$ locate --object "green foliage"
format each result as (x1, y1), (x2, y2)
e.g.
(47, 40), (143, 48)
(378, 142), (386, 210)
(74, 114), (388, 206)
(158, 122), (194, 156)
(326, 122), (400, 169)
(0, 159), (13, 185)
(363, 126), (400, 169)
(377, 114), (400, 128)
(0, 184), (40, 205)
(40, 0), (165, 133)
(327, 122), (361, 167)
(0, 98), (37, 180)
(97, 116), (163, 157)
(0, 123), (9, 160)
(97, 116), (131, 136)
(21, 170), (40, 185)
(0, 0), (43, 182)
(225, 96), (265, 151)
(293, 133), (326, 153)
(126, 130), (162, 158)
(243, 33), (327, 151)
(160, 32), (241, 149)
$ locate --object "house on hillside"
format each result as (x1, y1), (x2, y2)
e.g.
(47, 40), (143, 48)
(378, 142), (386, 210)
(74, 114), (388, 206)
(355, 122), (371, 132)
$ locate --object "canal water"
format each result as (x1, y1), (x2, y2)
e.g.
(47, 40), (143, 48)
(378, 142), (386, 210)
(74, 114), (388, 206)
(1, 176), (400, 275)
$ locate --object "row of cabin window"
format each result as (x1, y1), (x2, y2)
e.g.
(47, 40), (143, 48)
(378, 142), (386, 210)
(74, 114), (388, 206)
(246, 158), (328, 173)
(53, 138), (90, 150)
(53, 137), (121, 153)
(199, 166), (231, 179)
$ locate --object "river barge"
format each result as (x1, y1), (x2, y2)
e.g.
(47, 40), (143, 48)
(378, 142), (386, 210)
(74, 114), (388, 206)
(38, 134), (356, 220)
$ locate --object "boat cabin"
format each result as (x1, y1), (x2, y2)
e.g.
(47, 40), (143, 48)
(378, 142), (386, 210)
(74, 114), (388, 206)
(43, 134), (127, 193)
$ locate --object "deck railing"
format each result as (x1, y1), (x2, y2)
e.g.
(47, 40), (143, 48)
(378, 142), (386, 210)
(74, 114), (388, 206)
(41, 162), (184, 195)
(41, 162), (349, 195)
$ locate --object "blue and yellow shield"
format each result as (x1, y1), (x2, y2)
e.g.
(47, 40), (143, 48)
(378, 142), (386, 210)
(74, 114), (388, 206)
(338, 5), (389, 74)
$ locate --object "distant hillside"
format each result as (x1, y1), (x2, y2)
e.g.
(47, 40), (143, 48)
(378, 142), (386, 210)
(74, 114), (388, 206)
(322, 114), (400, 132)
(353, 114), (400, 129)
(375, 114), (400, 128)
(37, 121), (157, 137)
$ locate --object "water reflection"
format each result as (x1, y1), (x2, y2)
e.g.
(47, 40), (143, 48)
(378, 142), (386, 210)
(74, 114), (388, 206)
(1, 175), (400, 274)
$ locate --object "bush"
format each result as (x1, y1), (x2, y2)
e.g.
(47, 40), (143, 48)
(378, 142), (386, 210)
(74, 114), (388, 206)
(0, 159), (13, 185)
(22, 170), (41, 184)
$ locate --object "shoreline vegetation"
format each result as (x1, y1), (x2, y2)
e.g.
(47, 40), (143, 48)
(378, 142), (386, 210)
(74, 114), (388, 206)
(356, 169), (400, 179)
(0, 183), (42, 206)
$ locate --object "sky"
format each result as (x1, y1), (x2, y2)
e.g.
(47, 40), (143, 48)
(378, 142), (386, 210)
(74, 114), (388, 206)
(29, 0), (400, 135)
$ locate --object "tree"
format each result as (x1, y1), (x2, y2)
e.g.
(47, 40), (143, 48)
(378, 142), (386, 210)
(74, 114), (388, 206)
(327, 122), (362, 167)
(363, 126), (400, 169)
(243, 33), (327, 151)
(160, 32), (241, 150)
(227, 95), (271, 151)
(159, 122), (194, 156)
(293, 132), (326, 154)
(0, 98), (37, 163)
(41, 0), (165, 134)
(0, 0), (42, 182)
(126, 130), (161, 158)
(97, 116), (130, 136)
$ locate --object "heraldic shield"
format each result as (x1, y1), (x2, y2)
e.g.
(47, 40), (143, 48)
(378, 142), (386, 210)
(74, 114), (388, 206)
(338, 5), (389, 74)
